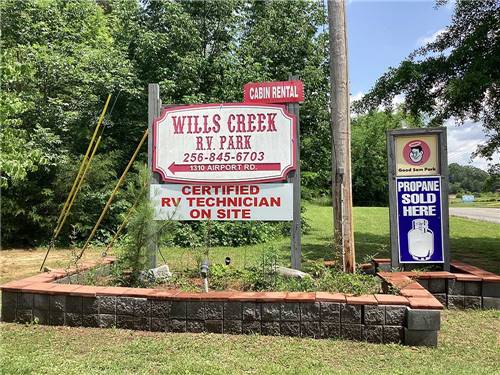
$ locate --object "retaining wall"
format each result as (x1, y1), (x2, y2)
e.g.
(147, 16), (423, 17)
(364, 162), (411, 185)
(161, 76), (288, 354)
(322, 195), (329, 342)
(0, 259), (442, 347)
(374, 258), (500, 310)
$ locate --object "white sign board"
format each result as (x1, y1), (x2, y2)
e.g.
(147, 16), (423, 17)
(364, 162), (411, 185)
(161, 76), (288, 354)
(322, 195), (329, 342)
(152, 103), (296, 184)
(151, 184), (293, 221)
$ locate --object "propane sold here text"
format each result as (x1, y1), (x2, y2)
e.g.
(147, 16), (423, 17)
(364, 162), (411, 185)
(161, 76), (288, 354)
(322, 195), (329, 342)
(397, 179), (440, 216)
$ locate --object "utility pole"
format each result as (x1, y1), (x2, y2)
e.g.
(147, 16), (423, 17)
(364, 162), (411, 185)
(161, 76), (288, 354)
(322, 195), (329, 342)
(327, 0), (355, 273)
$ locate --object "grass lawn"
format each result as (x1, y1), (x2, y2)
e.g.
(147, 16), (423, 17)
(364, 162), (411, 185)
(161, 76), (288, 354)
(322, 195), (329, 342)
(159, 203), (500, 273)
(1, 203), (499, 374)
(1, 309), (499, 374)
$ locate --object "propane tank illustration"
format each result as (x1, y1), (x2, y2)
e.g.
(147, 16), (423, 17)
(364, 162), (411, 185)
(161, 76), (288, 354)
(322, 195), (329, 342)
(407, 219), (434, 260)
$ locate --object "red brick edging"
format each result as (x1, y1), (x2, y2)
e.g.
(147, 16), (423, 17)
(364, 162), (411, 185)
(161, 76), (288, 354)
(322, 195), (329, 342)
(0, 258), (443, 309)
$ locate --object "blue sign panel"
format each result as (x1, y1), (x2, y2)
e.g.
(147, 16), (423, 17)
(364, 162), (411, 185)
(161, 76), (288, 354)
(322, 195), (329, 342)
(462, 195), (475, 202)
(396, 176), (444, 263)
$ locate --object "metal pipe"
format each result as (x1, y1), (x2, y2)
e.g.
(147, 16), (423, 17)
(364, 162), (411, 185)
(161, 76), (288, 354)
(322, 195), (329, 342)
(200, 259), (209, 293)
(77, 129), (149, 261)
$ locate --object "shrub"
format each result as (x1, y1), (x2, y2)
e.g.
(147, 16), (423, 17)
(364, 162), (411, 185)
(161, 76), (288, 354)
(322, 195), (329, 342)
(161, 208), (310, 249)
(113, 164), (175, 287)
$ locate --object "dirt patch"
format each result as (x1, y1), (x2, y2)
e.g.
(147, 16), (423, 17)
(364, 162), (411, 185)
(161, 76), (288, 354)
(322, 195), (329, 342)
(0, 247), (108, 284)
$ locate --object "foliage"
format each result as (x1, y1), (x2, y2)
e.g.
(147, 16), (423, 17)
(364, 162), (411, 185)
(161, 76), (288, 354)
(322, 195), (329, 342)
(164, 221), (286, 248)
(206, 263), (245, 290)
(5, 0), (496, 250)
(0, 0), (137, 246)
(113, 164), (163, 287)
(161, 205), (310, 249)
(484, 163), (500, 192)
(199, 247), (381, 295)
(1, 0), (329, 246)
(242, 246), (280, 290)
(354, 0), (500, 158)
(448, 162), (490, 193)
(351, 111), (423, 205)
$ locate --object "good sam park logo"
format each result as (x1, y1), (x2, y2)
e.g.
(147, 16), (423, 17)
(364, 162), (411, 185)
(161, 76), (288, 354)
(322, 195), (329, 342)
(403, 140), (430, 165)
(395, 135), (439, 177)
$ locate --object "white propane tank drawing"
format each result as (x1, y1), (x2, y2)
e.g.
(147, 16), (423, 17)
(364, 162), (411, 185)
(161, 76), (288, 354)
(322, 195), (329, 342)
(408, 219), (434, 260)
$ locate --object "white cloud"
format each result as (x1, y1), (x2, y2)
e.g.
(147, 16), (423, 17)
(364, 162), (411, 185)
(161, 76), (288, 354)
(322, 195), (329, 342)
(349, 91), (405, 110)
(445, 119), (500, 170)
(350, 91), (365, 103)
(443, 0), (456, 10)
(392, 94), (405, 106)
(416, 28), (445, 47)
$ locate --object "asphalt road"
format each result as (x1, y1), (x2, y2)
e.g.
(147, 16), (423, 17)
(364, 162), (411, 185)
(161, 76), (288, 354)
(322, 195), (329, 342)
(449, 207), (500, 224)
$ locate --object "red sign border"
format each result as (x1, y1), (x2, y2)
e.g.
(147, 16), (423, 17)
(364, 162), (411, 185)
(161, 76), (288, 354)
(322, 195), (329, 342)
(152, 103), (297, 184)
(243, 80), (304, 104)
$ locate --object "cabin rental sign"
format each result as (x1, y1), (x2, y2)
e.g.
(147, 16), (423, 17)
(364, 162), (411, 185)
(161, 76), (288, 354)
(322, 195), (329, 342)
(150, 102), (297, 221)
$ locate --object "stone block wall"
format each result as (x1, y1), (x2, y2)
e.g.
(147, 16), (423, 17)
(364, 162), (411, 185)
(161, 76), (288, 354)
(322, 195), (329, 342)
(1, 289), (442, 346)
(0, 261), (443, 347)
(374, 259), (500, 310)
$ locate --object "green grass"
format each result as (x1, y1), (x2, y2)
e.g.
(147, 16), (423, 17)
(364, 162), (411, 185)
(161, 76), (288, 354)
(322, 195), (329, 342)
(159, 203), (500, 274)
(1, 204), (499, 374)
(449, 201), (500, 208)
(1, 310), (498, 374)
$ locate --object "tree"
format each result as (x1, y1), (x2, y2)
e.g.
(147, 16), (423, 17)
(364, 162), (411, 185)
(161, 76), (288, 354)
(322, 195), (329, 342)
(483, 163), (500, 192)
(354, 0), (499, 158)
(448, 163), (490, 193)
(1, 0), (330, 246)
(237, 0), (330, 196)
(0, 0), (136, 245)
(351, 111), (422, 205)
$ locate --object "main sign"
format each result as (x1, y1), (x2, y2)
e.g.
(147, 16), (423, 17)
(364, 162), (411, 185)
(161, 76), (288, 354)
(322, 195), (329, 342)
(152, 103), (296, 184)
(243, 80), (304, 104)
(151, 183), (293, 221)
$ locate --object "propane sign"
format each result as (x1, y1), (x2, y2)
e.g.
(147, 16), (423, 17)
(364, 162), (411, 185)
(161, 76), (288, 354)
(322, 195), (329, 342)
(151, 183), (293, 221)
(396, 176), (444, 263)
(387, 128), (449, 270)
(152, 103), (296, 184)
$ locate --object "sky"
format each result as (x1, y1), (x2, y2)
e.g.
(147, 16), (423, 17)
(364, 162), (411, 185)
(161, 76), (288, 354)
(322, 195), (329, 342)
(345, 0), (499, 170)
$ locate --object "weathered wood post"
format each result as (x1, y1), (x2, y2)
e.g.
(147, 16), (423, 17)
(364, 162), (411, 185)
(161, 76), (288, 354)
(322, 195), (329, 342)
(147, 83), (161, 269)
(328, 0), (356, 272)
(287, 75), (302, 270)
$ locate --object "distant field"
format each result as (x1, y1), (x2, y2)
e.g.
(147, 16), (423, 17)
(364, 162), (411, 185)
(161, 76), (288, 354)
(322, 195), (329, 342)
(449, 194), (500, 208)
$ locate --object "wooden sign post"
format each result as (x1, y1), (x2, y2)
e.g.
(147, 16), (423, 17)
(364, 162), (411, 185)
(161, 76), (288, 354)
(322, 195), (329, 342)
(147, 83), (161, 269)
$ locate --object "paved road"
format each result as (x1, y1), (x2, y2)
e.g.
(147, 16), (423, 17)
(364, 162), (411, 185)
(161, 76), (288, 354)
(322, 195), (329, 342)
(449, 207), (500, 224)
